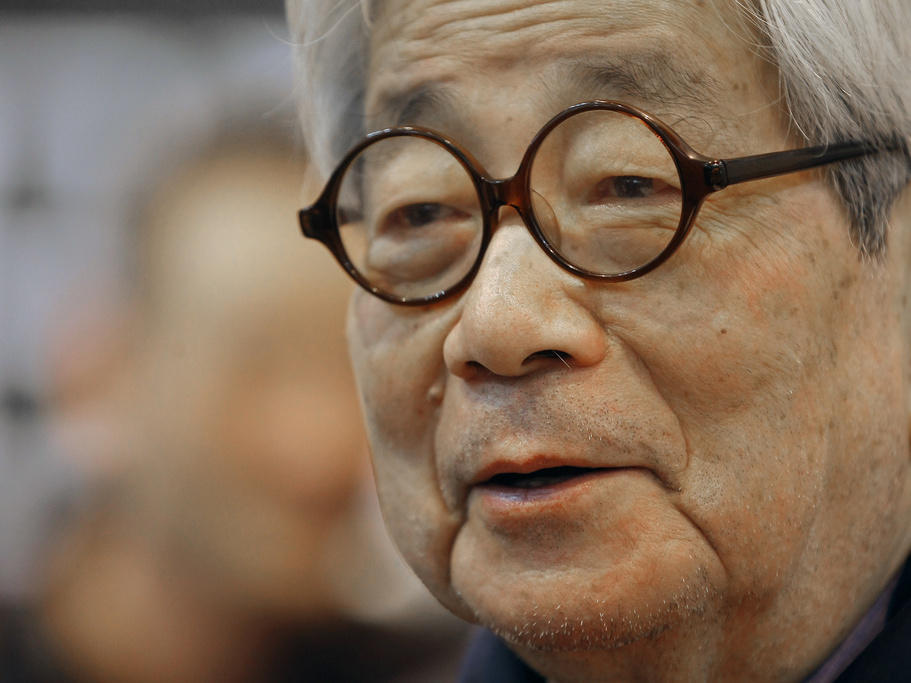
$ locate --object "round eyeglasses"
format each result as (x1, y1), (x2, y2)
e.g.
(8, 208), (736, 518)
(299, 100), (885, 305)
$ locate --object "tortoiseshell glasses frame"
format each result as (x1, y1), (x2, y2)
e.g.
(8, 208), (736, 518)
(299, 100), (887, 306)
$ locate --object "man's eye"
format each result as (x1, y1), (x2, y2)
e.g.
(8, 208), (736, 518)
(390, 202), (459, 229)
(590, 175), (668, 201)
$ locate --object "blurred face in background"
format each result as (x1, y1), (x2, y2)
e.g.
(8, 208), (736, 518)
(128, 142), (366, 617)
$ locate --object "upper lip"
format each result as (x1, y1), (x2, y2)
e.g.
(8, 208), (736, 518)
(435, 391), (688, 512)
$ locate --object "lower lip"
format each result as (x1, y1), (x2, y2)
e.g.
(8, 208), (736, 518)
(472, 468), (636, 517)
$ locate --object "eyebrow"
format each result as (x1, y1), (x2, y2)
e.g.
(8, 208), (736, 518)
(565, 51), (720, 109)
(394, 85), (462, 128)
(372, 49), (720, 132)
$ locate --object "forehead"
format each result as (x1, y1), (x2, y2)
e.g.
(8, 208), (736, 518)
(367, 0), (771, 153)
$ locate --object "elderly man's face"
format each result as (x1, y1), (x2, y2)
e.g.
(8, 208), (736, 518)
(347, 0), (911, 678)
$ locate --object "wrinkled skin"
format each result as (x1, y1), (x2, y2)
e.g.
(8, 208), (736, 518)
(344, 1), (911, 680)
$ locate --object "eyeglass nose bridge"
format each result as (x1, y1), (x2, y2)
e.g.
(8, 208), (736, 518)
(478, 170), (567, 269)
(479, 170), (538, 231)
(482, 171), (523, 208)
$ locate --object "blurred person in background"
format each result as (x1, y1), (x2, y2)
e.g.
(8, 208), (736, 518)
(1, 8), (468, 681)
(1, 0), (302, 614)
(3, 130), (467, 682)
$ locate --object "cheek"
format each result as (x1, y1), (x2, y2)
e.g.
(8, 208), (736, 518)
(348, 292), (449, 445)
(651, 185), (845, 426)
(347, 292), (471, 615)
(630, 189), (869, 586)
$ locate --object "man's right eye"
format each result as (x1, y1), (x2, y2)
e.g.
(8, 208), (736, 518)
(386, 202), (464, 230)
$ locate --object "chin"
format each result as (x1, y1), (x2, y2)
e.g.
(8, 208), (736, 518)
(474, 574), (717, 653)
(451, 538), (723, 653)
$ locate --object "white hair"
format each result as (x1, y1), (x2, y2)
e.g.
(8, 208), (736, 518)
(286, 0), (911, 253)
(286, 0), (371, 177)
(745, 0), (911, 253)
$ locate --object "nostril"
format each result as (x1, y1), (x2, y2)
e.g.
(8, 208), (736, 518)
(460, 352), (572, 379)
(460, 360), (489, 380)
(522, 349), (573, 368)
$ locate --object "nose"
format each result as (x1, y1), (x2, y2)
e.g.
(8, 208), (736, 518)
(443, 212), (606, 379)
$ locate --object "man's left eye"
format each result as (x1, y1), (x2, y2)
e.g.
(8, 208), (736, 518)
(594, 175), (667, 200)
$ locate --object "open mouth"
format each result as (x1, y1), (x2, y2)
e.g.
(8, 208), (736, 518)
(483, 466), (603, 490)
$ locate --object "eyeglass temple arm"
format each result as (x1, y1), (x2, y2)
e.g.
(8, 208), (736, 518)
(704, 140), (889, 191)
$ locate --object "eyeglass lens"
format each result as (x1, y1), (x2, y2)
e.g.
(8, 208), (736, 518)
(530, 108), (682, 276)
(334, 108), (684, 301)
(335, 135), (484, 301)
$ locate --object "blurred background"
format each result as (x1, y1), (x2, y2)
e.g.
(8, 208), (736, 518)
(0, 2), (469, 680)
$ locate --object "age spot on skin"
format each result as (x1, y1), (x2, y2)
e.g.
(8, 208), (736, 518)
(711, 311), (731, 338)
